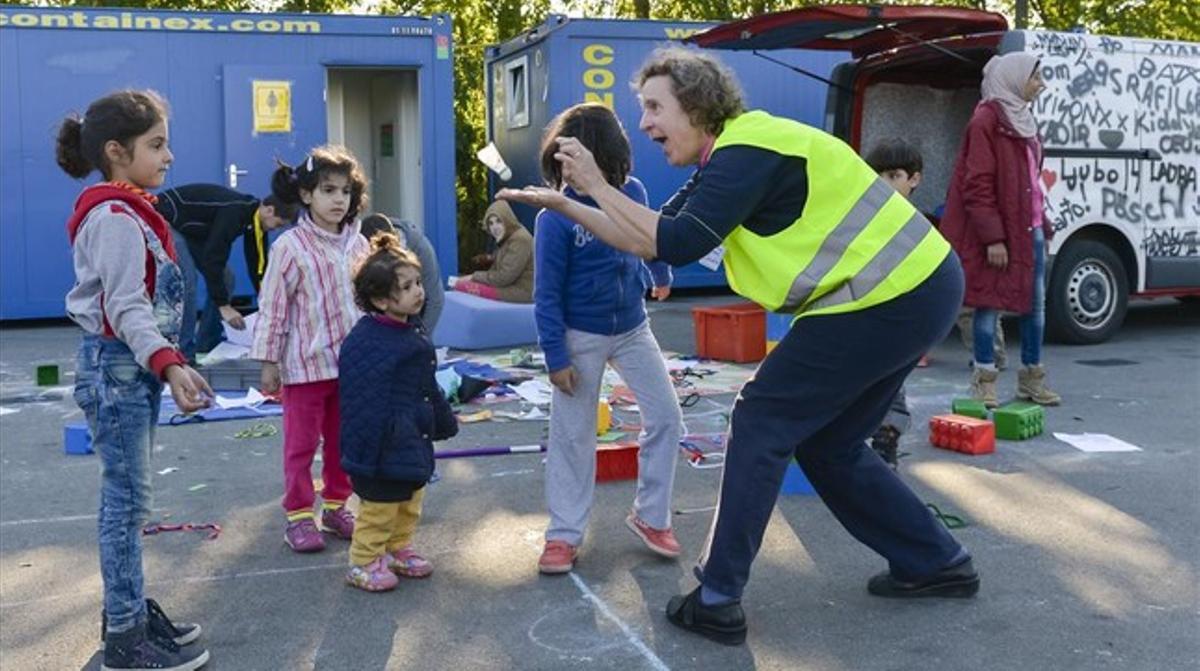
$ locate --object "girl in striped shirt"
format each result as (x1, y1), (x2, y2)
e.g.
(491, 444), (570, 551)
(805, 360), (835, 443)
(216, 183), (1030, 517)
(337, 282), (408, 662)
(251, 145), (370, 553)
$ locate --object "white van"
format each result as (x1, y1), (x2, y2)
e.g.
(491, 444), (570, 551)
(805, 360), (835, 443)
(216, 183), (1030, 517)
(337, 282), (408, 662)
(691, 5), (1199, 343)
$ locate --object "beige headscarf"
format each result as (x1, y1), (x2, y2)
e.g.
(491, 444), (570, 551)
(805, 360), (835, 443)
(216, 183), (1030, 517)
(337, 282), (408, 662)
(981, 52), (1040, 138)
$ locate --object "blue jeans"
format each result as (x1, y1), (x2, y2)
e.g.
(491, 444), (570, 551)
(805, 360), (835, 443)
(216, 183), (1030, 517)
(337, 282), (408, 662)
(974, 227), (1045, 367)
(172, 230), (234, 359)
(74, 335), (163, 634)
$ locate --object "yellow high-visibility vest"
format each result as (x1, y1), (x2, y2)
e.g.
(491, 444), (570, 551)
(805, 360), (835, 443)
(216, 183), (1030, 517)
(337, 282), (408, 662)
(715, 111), (951, 319)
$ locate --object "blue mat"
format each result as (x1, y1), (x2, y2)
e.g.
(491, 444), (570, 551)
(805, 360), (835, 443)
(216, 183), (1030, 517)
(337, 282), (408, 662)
(158, 392), (282, 426)
(431, 292), (537, 350)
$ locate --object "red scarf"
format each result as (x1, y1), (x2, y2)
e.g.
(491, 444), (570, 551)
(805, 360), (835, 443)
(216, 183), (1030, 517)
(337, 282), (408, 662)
(66, 182), (176, 260)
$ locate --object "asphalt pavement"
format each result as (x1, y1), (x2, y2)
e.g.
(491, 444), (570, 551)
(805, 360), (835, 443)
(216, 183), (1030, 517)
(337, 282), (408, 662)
(1, 294), (1197, 670)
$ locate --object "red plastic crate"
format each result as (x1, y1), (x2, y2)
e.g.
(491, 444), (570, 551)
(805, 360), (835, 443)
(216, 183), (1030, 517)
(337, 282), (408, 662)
(692, 302), (766, 363)
(929, 414), (995, 455)
(596, 443), (639, 482)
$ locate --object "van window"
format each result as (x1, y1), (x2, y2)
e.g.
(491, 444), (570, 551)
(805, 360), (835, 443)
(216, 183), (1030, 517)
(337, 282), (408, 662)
(505, 56), (529, 129)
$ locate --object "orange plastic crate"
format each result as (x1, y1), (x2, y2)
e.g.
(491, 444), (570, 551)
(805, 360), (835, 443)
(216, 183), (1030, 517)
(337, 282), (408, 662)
(691, 302), (766, 363)
(596, 443), (639, 482)
(929, 414), (996, 455)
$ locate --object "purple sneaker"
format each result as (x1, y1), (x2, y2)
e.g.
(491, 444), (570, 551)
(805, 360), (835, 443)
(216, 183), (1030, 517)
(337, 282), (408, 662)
(284, 518), (326, 553)
(320, 506), (355, 540)
(346, 556), (399, 592)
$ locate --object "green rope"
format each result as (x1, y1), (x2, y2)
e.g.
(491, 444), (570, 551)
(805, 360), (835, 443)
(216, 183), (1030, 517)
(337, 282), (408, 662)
(233, 422), (278, 440)
(926, 503), (968, 529)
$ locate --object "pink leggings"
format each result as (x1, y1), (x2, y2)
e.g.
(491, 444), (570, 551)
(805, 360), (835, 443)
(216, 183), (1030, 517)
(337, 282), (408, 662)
(452, 279), (499, 300)
(281, 379), (352, 518)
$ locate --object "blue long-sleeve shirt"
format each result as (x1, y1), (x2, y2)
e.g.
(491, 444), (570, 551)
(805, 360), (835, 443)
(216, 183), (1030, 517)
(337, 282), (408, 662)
(534, 177), (671, 373)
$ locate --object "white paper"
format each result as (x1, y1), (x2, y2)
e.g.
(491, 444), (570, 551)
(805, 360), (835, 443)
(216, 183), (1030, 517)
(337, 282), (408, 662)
(223, 311), (258, 348)
(200, 341), (250, 365)
(0, 407), (17, 416)
(214, 387), (267, 410)
(698, 245), (725, 271)
(1053, 432), (1143, 453)
(512, 379), (554, 406)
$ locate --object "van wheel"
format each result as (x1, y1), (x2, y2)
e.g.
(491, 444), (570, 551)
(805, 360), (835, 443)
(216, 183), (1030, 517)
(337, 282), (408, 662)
(1046, 240), (1129, 344)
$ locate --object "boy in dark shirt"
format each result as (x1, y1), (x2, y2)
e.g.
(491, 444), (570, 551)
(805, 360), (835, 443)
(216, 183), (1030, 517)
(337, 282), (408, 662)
(156, 183), (296, 358)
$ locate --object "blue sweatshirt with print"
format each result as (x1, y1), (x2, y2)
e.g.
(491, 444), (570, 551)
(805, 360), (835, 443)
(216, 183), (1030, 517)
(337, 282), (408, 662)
(534, 177), (672, 373)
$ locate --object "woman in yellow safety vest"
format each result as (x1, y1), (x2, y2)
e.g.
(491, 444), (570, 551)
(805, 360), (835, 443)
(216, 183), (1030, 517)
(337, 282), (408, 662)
(501, 48), (978, 646)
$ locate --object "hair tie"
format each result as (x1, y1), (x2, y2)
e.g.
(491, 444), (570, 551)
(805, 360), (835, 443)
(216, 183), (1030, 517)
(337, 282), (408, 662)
(305, 155), (314, 172)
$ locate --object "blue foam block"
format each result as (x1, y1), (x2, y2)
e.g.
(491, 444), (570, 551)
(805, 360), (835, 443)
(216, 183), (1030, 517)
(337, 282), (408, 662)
(781, 462), (816, 496)
(432, 291), (537, 350)
(64, 422), (93, 455)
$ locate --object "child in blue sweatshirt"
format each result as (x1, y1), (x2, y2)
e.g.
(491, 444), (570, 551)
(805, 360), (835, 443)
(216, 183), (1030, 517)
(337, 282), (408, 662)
(533, 103), (683, 574)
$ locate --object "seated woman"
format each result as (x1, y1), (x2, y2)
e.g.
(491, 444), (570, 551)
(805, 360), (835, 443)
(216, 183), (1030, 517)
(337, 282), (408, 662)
(449, 200), (534, 303)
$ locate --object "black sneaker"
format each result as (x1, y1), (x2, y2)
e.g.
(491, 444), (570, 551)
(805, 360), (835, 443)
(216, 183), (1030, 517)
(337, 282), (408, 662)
(101, 624), (209, 671)
(665, 587), (747, 646)
(867, 557), (980, 598)
(102, 599), (202, 649)
(870, 426), (900, 469)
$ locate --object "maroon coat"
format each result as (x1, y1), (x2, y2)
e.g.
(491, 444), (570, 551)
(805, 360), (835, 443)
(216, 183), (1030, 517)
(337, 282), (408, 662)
(940, 100), (1054, 314)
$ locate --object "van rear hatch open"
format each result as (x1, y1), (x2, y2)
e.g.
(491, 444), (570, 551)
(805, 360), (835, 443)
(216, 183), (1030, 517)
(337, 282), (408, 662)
(686, 4), (1008, 58)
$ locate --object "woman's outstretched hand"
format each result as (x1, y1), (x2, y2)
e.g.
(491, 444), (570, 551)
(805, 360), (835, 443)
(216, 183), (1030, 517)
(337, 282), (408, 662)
(497, 186), (569, 211)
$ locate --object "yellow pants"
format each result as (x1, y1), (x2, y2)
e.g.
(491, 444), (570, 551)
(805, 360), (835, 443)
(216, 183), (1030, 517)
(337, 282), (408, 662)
(349, 488), (425, 567)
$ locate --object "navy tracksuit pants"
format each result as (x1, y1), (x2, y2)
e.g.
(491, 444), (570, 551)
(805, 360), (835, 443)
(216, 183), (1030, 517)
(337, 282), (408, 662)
(696, 253), (969, 598)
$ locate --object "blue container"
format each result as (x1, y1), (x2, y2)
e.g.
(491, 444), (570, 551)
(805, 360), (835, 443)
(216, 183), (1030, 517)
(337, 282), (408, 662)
(781, 461), (815, 496)
(63, 422), (93, 456)
(1, 6), (458, 319)
(484, 15), (846, 289)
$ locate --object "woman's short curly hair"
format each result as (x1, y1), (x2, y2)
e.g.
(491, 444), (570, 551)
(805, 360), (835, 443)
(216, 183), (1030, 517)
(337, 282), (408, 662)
(633, 47), (745, 135)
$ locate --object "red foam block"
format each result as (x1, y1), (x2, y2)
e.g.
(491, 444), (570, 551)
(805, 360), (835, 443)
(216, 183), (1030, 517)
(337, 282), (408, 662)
(596, 443), (639, 482)
(929, 414), (995, 455)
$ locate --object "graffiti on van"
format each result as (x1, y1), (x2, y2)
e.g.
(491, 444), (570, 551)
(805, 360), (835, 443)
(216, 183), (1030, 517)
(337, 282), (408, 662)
(1029, 32), (1199, 262)
(1143, 227), (1199, 257)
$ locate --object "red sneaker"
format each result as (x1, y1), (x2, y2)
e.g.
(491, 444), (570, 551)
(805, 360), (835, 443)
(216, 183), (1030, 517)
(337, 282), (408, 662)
(625, 512), (681, 558)
(538, 540), (577, 574)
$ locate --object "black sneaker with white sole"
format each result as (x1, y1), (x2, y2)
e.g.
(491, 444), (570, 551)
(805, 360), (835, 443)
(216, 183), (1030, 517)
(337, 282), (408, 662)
(101, 624), (209, 671)
(101, 599), (202, 649)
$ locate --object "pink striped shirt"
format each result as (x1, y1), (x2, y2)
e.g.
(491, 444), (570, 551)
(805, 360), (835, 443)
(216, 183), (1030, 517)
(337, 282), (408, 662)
(251, 213), (369, 385)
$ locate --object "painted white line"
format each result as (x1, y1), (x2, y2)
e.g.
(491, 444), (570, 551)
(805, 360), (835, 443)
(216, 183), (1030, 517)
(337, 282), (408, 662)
(0, 514), (96, 527)
(0, 562), (345, 609)
(568, 572), (670, 671)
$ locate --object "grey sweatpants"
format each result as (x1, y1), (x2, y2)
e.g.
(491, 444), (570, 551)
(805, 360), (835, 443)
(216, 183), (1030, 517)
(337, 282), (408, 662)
(545, 321), (683, 546)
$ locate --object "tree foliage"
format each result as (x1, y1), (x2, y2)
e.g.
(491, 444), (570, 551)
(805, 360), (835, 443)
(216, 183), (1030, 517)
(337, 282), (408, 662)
(22, 0), (1196, 263)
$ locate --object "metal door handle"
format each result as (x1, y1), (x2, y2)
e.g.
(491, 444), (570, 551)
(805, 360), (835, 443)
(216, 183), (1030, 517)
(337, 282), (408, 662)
(228, 163), (248, 188)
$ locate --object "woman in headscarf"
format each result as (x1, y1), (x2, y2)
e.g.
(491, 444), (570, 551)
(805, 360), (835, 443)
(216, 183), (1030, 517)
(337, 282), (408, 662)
(448, 200), (535, 303)
(940, 52), (1061, 408)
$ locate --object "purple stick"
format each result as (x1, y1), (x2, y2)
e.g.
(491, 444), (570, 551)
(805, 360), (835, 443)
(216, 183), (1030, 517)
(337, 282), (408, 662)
(435, 444), (546, 459)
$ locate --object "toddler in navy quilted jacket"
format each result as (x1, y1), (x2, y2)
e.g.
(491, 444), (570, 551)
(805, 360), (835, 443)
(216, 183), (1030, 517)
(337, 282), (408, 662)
(338, 232), (458, 592)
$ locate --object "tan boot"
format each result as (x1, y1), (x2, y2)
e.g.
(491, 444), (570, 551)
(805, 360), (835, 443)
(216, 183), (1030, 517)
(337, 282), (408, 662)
(970, 367), (999, 408)
(1018, 365), (1061, 406)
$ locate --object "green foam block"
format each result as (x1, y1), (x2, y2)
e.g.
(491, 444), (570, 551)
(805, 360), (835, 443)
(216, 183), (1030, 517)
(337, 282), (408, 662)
(993, 402), (1045, 440)
(951, 398), (990, 420)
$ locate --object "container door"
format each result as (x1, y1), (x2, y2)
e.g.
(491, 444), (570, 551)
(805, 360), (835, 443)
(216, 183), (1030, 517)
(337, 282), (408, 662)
(220, 65), (325, 304)
(222, 65), (326, 201)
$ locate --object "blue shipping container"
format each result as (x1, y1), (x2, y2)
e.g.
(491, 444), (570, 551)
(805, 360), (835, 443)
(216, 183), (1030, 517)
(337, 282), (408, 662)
(484, 15), (846, 288)
(0, 6), (457, 320)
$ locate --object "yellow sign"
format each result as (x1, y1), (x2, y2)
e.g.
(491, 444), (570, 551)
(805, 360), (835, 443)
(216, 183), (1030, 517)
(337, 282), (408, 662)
(252, 80), (291, 133)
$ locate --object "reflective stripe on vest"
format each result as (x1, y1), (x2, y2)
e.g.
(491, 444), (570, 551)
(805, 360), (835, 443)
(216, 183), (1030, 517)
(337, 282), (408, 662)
(782, 177), (894, 313)
(714, 111), (950, 317)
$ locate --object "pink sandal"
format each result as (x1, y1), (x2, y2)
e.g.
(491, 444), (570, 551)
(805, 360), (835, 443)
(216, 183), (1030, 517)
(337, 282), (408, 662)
(387, 547), (433, 578)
